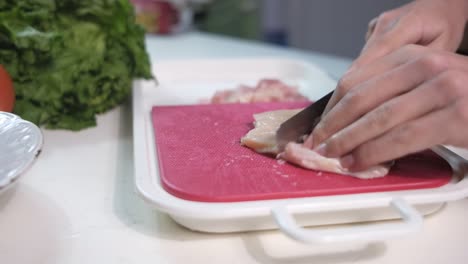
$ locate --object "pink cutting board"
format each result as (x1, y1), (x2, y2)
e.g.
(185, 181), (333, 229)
(151, 102), (452, 202)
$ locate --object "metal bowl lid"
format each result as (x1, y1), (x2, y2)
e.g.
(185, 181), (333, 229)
(0, 112), (43, 192)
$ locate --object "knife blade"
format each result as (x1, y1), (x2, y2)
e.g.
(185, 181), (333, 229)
(276, 90), (334, 151)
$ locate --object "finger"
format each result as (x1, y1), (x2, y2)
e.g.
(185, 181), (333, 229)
(322, 44), (425, 116)
(365, 17), (378, 41)
(369, 3), (411, 37)
(446, 97), (468, 147)
(365, 10), (399, 44)
(427, 34), (462, 52)
(343, 106), (452, 171)
(312, 51), (447, 150)
(350, 15), (422, 71)
(322, 70), (461, 158)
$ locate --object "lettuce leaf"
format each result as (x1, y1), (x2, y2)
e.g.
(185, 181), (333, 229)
(0, 0), (152, 130)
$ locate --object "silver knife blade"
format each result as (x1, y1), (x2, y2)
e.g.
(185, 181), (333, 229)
(276, 90), (334, 151)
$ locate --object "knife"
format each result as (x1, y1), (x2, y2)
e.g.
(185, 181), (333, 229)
(276, 90), (334, 151)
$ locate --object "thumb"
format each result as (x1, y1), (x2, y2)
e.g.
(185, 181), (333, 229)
(350, 15), (421, 71)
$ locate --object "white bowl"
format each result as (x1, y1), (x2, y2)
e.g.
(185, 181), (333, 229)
(0, 112), (43, 193)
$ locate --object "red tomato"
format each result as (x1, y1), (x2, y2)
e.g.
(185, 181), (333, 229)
(0, 66), (15, 112)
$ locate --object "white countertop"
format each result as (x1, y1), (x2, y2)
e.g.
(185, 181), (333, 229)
(2, 32), (468, 264)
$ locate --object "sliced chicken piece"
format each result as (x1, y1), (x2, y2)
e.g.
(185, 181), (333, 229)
(278, 143), (390, 179)
(241, 109), (390, 179)
(241, 109), (301, 154)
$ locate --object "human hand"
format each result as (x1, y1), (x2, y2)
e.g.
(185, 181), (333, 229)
(323, 0), (468, 116)
(358, 0), (468, 68)
(307, 45), (468, 171)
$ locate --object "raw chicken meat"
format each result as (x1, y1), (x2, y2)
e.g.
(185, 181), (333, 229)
(240, 109), (301, 154)
(210, 79), (308, 104)
(241, 109), (390, 179)
(278, 143), (390, 179)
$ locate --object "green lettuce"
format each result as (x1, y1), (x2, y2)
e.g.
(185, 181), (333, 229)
(0, 0), (152, 130)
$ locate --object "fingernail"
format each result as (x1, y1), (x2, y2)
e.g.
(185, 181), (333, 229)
(340, 155), (354, 169)
(314, 143), (327, 156)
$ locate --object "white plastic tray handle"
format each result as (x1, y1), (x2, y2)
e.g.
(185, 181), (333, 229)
(272, 198), (423, 243)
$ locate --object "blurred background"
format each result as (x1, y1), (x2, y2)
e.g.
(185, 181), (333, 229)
(131, 0), (411, 59)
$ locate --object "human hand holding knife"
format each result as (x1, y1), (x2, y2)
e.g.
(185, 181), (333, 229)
(276, 90), (333, 152)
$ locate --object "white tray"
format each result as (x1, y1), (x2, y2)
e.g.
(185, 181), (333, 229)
(132, 58), (468, 244)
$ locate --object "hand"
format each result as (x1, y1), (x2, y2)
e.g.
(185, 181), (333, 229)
(307, 45), (468, 171)
(323, 0), (468, 116)
(359, 0), (468, 67)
